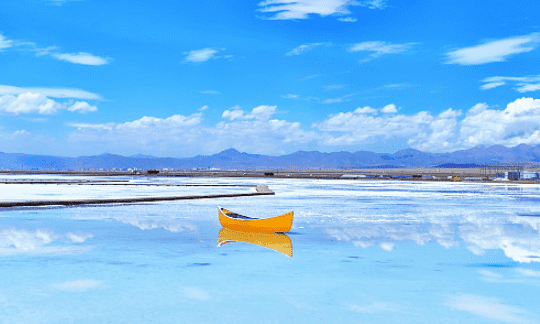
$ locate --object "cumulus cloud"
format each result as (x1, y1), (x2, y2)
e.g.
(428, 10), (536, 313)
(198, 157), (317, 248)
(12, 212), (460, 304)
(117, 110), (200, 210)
(222, 105), (277, 121)
(0, 92), (98, 115)
(348, 41), (416, 62)
(67, 106), (318, 156)
(446, 294), (530, 323)
(0, 33), (13, 50)
(183, 48), (225, 63)
(286, 43), (328, 56)
(455, 98), (540, 149)
(381, 104), (398, 113)
(313, 104), (435, 145)
(51, 52), (110, 66)
(0, 93), (62, 114)
(9, 97), (540, 156)
(481, 75), (540, 93)
(314, 98), (540, 153)
(446, 33), (540, 65)
(67, 101), (98, 113)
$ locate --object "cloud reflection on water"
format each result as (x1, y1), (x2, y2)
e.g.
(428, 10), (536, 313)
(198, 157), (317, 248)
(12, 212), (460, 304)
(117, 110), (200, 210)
(445, 294), (531, 323)
(323, 214), (540, 263)
(0, 228), (93, 255)
(181, 286), (211, 301)
(71, 208), (199, 233)
(345, 300), (400, 313)
(54, 279), (102, 292)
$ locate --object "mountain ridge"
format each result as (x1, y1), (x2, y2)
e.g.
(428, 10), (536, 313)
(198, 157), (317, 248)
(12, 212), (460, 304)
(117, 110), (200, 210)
(1, 145), (540, 171)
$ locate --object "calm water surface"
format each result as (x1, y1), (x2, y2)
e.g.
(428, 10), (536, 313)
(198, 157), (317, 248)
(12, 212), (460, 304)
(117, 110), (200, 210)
(1, 176), (540, 323)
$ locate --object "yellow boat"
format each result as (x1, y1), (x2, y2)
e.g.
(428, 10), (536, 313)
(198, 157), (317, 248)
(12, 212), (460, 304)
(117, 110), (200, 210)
(218, 206), (293, 233)
(217, 228), (293, 258)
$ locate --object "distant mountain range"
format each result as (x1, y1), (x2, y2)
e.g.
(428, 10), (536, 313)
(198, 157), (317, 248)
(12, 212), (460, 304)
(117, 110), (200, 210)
(2, 144), (540, 171)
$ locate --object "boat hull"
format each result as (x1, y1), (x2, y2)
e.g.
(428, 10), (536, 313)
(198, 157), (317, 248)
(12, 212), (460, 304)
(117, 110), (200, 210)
(218, 207), (293, 233)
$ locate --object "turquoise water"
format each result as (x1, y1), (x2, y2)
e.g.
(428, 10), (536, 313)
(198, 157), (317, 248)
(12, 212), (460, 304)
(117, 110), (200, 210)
(1, 177), (540, 323)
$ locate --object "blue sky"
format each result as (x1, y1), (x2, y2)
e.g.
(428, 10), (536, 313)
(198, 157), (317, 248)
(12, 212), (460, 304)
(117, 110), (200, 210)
(1, 0), (540, 157)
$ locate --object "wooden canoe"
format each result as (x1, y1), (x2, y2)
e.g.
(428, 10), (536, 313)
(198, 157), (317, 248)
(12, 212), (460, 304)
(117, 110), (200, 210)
(218, 206), (293, 233)
(217, 228), (292, 258)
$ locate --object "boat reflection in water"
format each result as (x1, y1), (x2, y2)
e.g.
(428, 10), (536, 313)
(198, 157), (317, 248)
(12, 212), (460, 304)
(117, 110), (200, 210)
(217, 228), (293, 258)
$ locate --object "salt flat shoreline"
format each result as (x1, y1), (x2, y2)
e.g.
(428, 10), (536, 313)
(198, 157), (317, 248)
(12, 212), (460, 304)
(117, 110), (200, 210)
(1, 168), (538, 183)
(0, 184), (274, 207)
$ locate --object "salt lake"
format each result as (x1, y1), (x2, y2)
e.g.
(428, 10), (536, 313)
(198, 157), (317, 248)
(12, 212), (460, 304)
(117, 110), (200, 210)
(1, 175), (540, 323)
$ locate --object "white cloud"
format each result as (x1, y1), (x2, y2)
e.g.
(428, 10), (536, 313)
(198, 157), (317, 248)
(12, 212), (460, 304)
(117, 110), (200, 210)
(517, 83), (540, 93)
(54, 279), (101, 292)
(67, 106), (318, 156)
(257, 0), (360, 20)
(0, 85), (103, 100)
(381, 104), (398, 113)
(314, 97), (540, 153)
(446, 33), (540, 65)
(67, 232), (94, 243)
(286, 43), (326, 56)
(446, 294), (530, 323)
(337, 17), (357, 22)
(222, 105), (277, 121)
(183, 48), (223, 63)
(354, 106), (378, 115)
(359, 0), (387, 9)
(0, 33), (13, 50)
(481, 81), (506, 90)
(0, 92), (98, 115)
(313, 103), (435, 145)
(0, 92), (61, 114)
(0, 32), (110, 65)
(67, 101), (98, 113)
(481, 75), (540, 93)
(51, 52), (110, 65)
(455, 98), (540, 149)
(11, 97), (540, 156)
(221, 109), (245, 121)
(348, 41), (416, 62)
